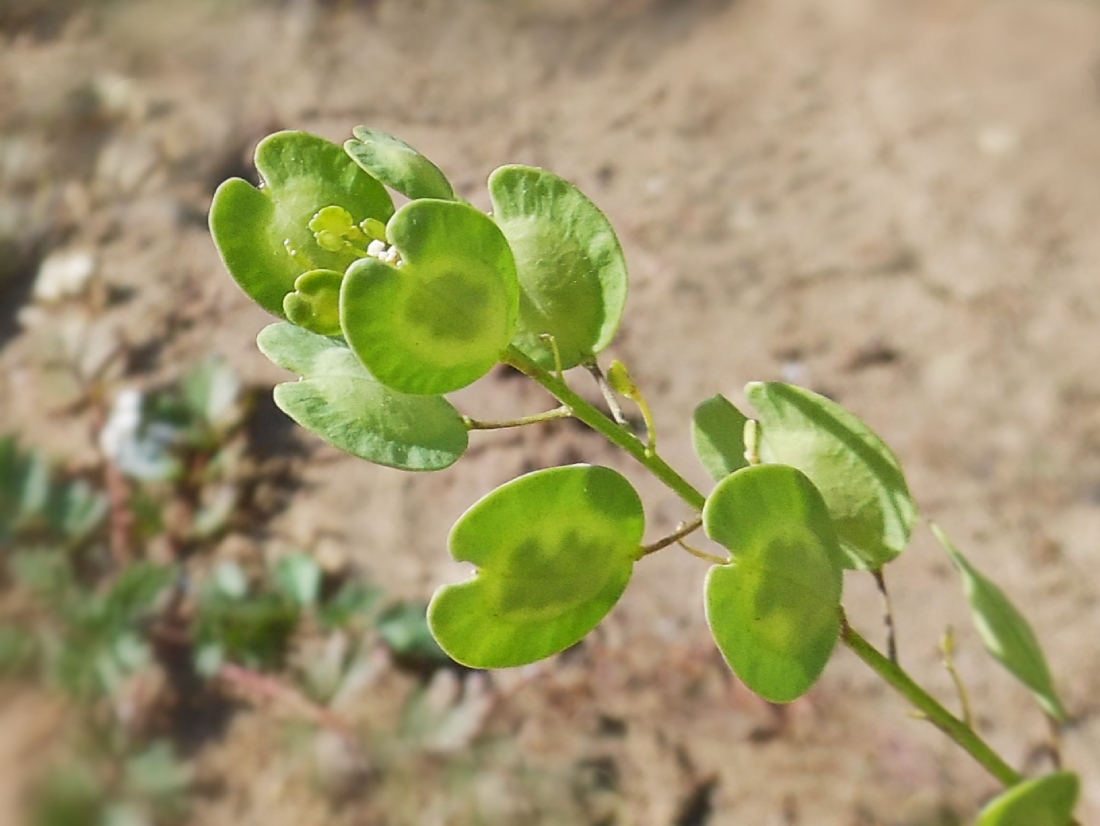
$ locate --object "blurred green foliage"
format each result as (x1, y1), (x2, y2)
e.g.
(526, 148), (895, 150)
(1, 358), (455, 826)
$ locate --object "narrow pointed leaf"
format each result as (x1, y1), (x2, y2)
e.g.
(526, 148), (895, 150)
(977, 771), (1079, 826)
(210, 131), (393, 316)
(934, 524), (1067, 722)
(341, 199), (519, 395)
(428, 465), (643, 668)
(692, 394), (751, 482)
(703, 464), (844, 703)
(746, 381), (918, 569)
(488, 165), (628, 370)
(103, 563), (176, 626)
(273, 553), (323, 608)
(257, 323), (468, 471)
(345, 126), (456, 201)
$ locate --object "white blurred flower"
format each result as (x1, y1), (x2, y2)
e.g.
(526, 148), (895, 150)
(33, 250), (96, 302)
(99, 389), (144, 461)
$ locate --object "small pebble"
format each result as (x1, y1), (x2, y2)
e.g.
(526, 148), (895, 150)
(33, 249), (96, 302)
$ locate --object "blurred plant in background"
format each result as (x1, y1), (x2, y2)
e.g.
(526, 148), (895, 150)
(0, 359), (479, 826)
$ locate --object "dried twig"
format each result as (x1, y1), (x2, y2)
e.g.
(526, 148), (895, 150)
(217, 662), (356, 741)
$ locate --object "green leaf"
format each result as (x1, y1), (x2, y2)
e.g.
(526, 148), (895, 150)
(0, 437), (106, 544)
(341, 199), (519, 395)
(345, 126), (456, 201)
(428, 465), (643, 668)
(213, 560), (249, 599)
(488, 165), (628, 370)
(48, 479), (107, 542)
(180, 357), (245, 433)
(703, 464), (844, 703)
(934, 524), (1068, 722)
(101, 563), (175, 628)
(977, 771), (1079, 826)
(123, 741), (192, 802)
(257, 321), (346, 376)
(273, 553), (322, 608)
(110, 632), (151, 672)
(11, 549), (75, 603)
(606, 359), (638, 398)
(377, 601), (451, 665)
(195, 590), (299, 670)
(0, 623), (37, 675)
(692, 394), (751, 482)
(745, 381), (918, 569)
(209, 130), (393, 316)
(103, 802), (148, 826)
(0, 438), (21, 539)
(195, 643), (224, 677)
(317, 581), (383, 630)
(19, 450), (51, 519)
(31, 764), (105, 826)
(190, 483), (239, 540)
(283, 269), (344, 336)
(258, 322), (468, 471)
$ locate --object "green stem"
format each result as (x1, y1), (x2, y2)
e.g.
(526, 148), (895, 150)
(636, 517), (704, 559)
(743, 419), (761, 466)
(503, 346), (705, 512)
(633, 389), (658, 456)
(676, 538), (730, 566)
(464, 406), (572, 430)
(841, 618), (1022, 787)
(940, 625), (975, 729)
(505, 343), (1028, 792)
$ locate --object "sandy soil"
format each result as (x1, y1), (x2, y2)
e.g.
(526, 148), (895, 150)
(3, 0), (1100, 823)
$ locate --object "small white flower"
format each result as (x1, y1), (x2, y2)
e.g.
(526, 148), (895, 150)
(98, 389), (143, 460)
(366, 239), (403, 267)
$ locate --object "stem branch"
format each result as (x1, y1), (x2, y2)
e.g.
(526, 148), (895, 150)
(504, 344), (1028, 793)
(637, 517), (704, 559)
(464, 406), (572, 430)
(872, 568), (898, 663)
(841, 618), (1022, 786)
(503, 346), (705, 511)
(676, 539), (730, 566)
(585, 362), (629, 427)
(218, 663), (356, 742)
(940, 625), (975, 728)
